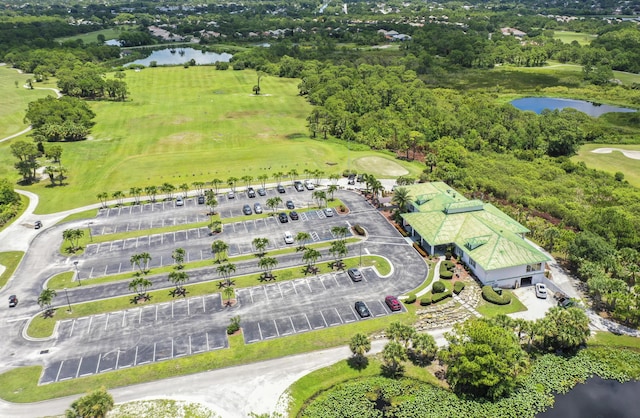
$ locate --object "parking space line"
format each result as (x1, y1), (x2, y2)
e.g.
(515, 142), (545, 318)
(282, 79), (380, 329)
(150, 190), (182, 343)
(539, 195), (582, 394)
(74, 358), (82, 378)
(276, 283), (284, 298)
(118, 262), (122, 274)
(335, 308), (344, 324)
(122, 311), (126, 327)
(306, 279), (312, 292)
(54, 361), (63, 382)
(289, 317), (296, 332)
(95, 354), (102, 373)
(69, 319), (76, 337)
(188, 335), (192, 354)
(87, 316), (94, 333)
(115, 350), (121, 369)
(153, 342), (157, 362)
(375, 300), (387, 316)
(134, 346), (138, 365)
(202, 296), (206, 312)
(155, 305), (158, 322)
(273, 320), (280, 337)
(104, 265), (108, 276)
(138, 309), (142, 324)
(350, 305), (359, 319)
(171, 302), (174, 318)
(171, 339), (174, 358)
(258, 323), (264, 340)
(332, 274), (340, 286)
(206, 332), (210, 350)
(89, 267), (94, 278)
(104, 314), (110, 331)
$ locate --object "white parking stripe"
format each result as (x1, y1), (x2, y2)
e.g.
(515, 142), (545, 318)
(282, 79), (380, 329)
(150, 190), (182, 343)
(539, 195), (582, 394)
(289, 317), (296, 332)
(304, 313), (312, 329)
(319, 311), (328, 328)
(335, 307), (344, 324)
(258, 322), (264, 340)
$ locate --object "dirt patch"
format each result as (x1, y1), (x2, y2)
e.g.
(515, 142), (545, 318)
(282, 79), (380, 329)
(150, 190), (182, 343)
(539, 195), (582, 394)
(171, 116), (194, 125)
(352, 156), (408, 176)
(158, 132), (205, 145)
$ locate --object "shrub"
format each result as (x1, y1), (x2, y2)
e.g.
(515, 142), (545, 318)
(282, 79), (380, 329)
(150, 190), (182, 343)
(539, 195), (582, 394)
(353, 224), (365, 235)
(432, 291), (452, 303)
(481, 285), (512, 305)
(412, 243), (427, 257)
(420, 294), (432, 306)
(442, 260), (455, 271)
(454, 281), (466, 294)
(394, 224), (409, 237)
(405, 293), (417, 304)
(432, 281), (446, 294)
(440, 270), (453, 279)
(226, 315), (241, 335)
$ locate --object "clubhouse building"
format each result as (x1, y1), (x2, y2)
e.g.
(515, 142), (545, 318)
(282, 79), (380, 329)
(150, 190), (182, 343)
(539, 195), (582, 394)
(400, 182), (551, 289)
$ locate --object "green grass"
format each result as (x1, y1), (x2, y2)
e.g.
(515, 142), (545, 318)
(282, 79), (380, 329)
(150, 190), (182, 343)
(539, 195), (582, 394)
(475, 290), (527, 317)
(29, 254), (390, 337)
(0, 66), (55, 140)
(589, 331), (640, 351)
(5, 309), (416, 403)
(553, 30), (597, 45)
(55, 208), (100, 226)
(55, 26), (136, 44)
(574, 143), (640, 188)
(0, 251), (24, 289)
(0, 66), (421, 214)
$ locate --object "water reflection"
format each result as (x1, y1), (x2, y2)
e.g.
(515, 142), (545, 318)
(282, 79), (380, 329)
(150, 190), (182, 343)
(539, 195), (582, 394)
(127, 48), (232, 67)
(511, 97), (636, 117)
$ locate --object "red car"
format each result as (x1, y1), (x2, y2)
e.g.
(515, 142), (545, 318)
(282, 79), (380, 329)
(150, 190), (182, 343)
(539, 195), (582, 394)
(385, 295), (402, 312)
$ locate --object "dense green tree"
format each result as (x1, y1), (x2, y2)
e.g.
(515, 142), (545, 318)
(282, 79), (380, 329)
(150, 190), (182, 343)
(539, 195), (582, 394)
(24, 96), (95, 142)
(65, 387), (114, 418)
(540, 307), (590, 353)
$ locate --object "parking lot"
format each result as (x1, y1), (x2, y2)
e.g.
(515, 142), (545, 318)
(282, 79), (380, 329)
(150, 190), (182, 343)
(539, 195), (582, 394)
(40, 294), (229, 384)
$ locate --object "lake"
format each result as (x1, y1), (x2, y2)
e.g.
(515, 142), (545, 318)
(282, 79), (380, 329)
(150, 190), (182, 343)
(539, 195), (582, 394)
(127, 48), (233, 67)
(510, 97), (637, 117)
(537, 377), (640, 418)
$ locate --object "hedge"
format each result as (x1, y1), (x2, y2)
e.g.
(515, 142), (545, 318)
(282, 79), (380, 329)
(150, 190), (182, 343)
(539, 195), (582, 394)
(442, 260), (455, 271)
(481, 285), (512, 305)
(440, 270), (453, 279)
(394, 224), (409, 237)
(420, 294), (432, 306)
(353, 224), (366, 236)
(412, 243), (427, 257)
(405, 293), (417, 304)
(432, 281), (446, 294)
(432, 291), (452, 303)
(453, 281), (466, 294)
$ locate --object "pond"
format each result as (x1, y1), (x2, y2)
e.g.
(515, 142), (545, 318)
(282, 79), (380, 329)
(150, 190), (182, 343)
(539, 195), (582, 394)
(510, 97), (637, 117)
(127, 48), (232, 67)
(537, 377), (640, 418)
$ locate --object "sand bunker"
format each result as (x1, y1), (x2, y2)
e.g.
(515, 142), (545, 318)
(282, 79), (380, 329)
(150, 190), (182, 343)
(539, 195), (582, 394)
(591, 148), (640, 160)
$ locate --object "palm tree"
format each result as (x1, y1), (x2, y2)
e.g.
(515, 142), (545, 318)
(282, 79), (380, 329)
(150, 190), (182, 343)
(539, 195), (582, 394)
(241, 175), (253, 188)
(313, 169), (325, 185)
(217, 262), (236, 288)
(211, 240), (229, 263)
(171, 248), (186, 269)
(273, 171), (284, 185)
(329, 173), (340, 185)
(211, 178), (222, 194)
(252, 237), (270, 257)
(331, 225), (349, 242)
(227, 176), (238, 192)
(192, 181), (205, 195)
(302, 247), (322, 274)
(129, 277), (152, 302)
(266, 196), (282, 213)
(144, 185), (158, 202)
(160, 182), (175, 200)
(63, 229), (84, 252)
(45, 166), (56, 185)
(295, 232), (311, 251)
(257, 174), (269, 189)
(97, 192), (109, 209)
(205, 189), (218, 215)
(381, 340), (408, 377)
(329, 240), (348, 270)
(391, 187), (412, 213)
(130, 252), (151, 274)
(349, 333), (371, 360)
(178, 183), (189, 198)
(222, 286), (235, 307)
(129, 187), (142, 205)
(288, 169), (299, 185)
(38, 288), (57, 314)
(327, 184), (338, 201)
(258, 256), (278, 280)
(168, 270), (189, 296)
(410, 333), (437, 366)
(66, 387), (114, 418)
(312, 190), (327, 207)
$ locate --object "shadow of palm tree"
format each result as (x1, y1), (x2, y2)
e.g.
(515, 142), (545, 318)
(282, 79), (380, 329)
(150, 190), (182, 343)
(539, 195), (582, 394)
(347, 355), (369, 371)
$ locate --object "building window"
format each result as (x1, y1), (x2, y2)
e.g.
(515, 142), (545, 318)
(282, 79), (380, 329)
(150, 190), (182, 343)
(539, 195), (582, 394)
(469, 258), (476, 268)
(526, 263), (542, 272)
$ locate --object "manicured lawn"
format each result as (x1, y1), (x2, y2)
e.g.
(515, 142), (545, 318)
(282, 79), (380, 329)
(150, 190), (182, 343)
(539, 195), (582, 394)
(574, 143), (640, 188)
(476, 290), (527, 317)
(0, 251), (24, 289)
(0, 66), (55, 141)
(55, 208), (100, 226)
(553, 30), (597, 45)
(55, 26), (136, 44)
(0, 66), (420, 214)
(589, 331), (640, 351)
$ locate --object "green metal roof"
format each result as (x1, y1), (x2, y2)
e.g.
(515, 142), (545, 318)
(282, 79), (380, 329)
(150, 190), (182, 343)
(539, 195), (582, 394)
(401, 183), (549, 271)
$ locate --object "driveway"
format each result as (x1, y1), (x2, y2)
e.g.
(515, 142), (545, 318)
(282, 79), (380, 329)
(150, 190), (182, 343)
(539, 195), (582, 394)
(509, 285), (557, 321)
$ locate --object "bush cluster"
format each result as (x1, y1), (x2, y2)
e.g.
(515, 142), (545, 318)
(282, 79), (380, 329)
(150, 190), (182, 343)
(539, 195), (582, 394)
(482, 285), (512, 305)
(440, 260), (455, 279)
(420, 295), (432, 306)
(226, 316), (241, 335)
(432, 281), (446, 294)
(432, 291), (452, 303)
(453, 281), (466, 294)
(405, 293), (417, 304)
(353, 224), (366, 236)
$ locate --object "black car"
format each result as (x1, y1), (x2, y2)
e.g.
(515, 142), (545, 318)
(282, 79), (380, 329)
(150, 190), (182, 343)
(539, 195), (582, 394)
(286, 200), (295, 209)
(278, 212), (289, 223)
(247, 187), (256, 198)
(355, 301), (371, 318)
(257, 188), (266, 196)
(197, 195), (205, 204)
(243, 204), (252, 215)
(347, 174), (356, 185)
(9, 295), (18, 308)
(294, 181), (304, 192)
(289, 211), (299, 220)
(277, 185), (286, 193)
(348, 268), (363, 282)
(34, 220), (43, 229)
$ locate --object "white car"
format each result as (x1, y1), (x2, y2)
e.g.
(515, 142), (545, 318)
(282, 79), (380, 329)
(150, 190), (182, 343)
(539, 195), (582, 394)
(304, 179), (315, 190)
(284, 231), (294, 244)
(535, 283), (547, 299)
(176, 196), (184, 206)
(324, 207), (334, 217)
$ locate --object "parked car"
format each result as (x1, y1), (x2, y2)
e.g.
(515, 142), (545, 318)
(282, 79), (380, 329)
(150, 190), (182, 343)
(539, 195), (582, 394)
(176, 196), (184, 206)
(348, 174), (356, 185)
(355, 301), (371, 318)
(278, 212), (289, 223)
(294, 181), (304, 192)
(289, 211), (299, 220)
(385, 295), (402, 312)
(557, 296), (574, 308)
(284, 231), (294, 244)
(34, 220), (42, 229)
(257, 188), (266, 196)
(348, 268), (362, 282)
(535, 283), (548, 299)
(286, 200), (295, 209)
(197, 195), (205, 204)
(243, 204), (252, 215)
(277, 185), (286, 194)
(324, 207), (334, 217)
(304, 179), (315, 190)
(254, 203), (263, 214)
(8, 295), (18, 308)
(247, 187), (256, 198)
(227, 191), (235, 199)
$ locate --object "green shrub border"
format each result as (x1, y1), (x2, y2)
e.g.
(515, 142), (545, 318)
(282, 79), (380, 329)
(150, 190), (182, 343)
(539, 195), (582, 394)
(432, 281), (446, 294)
(405, 293), (417, 304)
(432, 291), (452, 303)
(453, 281), (466, 294)
(412, 243), (427, 257)
(481, 285), (512, 305)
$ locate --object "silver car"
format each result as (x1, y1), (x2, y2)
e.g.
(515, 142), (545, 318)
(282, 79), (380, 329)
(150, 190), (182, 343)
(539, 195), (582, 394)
(254, 203), (263, 214)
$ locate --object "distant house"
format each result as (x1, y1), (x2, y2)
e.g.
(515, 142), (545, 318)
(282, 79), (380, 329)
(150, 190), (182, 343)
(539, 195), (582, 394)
(400, 182), (550, 288)
(500, 27), (527, 38)
(377, 29), (412, 41)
